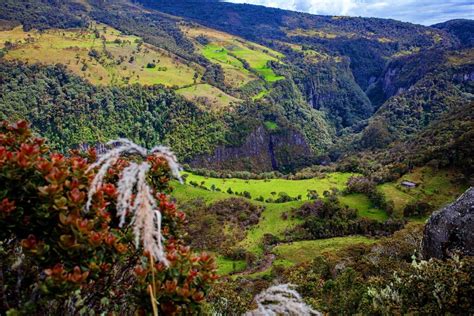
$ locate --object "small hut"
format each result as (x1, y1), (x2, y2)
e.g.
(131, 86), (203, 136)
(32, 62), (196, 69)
(401, 181), (417, 188)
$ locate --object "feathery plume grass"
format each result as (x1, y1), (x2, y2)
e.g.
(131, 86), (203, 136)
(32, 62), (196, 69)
(84, 139), (182, 264)
(245, 284), (321, 316)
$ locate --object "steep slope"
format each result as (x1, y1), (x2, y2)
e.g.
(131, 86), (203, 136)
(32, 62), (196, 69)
(0, 0), (470, 174)
(138, 0), (455, 89)
(0, 23), (202, 87)
(0, 0), (337, 171)
(432, 19), (474, 48)
(0, 61), (227, 158)
(362, 49), (473, 146)
(338, 48), (474, 180)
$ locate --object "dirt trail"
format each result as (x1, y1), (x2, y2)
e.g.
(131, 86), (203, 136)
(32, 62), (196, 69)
(235, 253), (275, 276)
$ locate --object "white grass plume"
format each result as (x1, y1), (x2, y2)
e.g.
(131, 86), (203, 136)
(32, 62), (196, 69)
(84, 139), (183, 264)
(245, 284), (321, 316)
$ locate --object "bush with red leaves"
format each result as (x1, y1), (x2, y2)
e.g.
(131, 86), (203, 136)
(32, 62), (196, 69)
(0, 121), (217, 315)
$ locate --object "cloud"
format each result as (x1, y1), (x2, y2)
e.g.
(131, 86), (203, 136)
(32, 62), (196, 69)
(224, 0), (474, 25)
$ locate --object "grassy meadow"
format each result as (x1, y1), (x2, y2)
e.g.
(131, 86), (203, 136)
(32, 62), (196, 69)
(378, 167), (466, 217)
(216, 256), (247, 275)
(173, 171), (388, 260)
(273, 236), (377, 266)
(172, 167), (463, 275)
(176, 83), (240, 110)
(184, 172), (354, 200)
(182, 24), (285, 85)
(1, 24), (201, 87)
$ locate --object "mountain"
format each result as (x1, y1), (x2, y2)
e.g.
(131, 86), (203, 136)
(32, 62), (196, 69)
(0, 0), (471, 176)
(0, 2), (473, 315)
(432, 19), (474, 48)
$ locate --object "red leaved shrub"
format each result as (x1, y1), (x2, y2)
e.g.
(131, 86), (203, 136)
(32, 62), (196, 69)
(0, 121), (217, 315)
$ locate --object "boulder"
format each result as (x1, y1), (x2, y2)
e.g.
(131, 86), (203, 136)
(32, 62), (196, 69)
(422, 187), (474, 259)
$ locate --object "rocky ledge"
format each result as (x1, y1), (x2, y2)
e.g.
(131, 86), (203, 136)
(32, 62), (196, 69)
(422, 187), (474, 259)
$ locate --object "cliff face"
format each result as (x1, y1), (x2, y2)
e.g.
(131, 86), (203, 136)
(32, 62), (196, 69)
(301, 61), (373, 128)
(189, 126), (314, 173)
(366, 49), (446, 108)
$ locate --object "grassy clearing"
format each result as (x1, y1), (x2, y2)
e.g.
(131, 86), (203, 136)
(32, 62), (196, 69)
(1, 24), (200, 87)
(252, 89), (269, 100)
(184, 172), (355, 201)
(201, 44), (255, 87)
(171, 181), (229, 205)
(273, 236), (377, 266)
(182, 24), (284, 85)
(263, 121), (278, 131)
(178, 172), (386, 255)
(378, 167), (467, 217)
(216, 256), (247, 275)
(172, 181), (304, 256)
(176, 83), (240, 110)
(241, 201), (305, 255)
(339, 193), (388, 221)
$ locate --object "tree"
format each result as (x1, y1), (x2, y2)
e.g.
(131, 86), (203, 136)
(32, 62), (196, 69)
(360, 119), (391, 149)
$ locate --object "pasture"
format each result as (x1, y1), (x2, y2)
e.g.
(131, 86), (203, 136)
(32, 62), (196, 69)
(1, 24), (200, 87)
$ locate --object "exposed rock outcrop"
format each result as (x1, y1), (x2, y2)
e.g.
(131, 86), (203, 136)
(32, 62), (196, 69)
(422, 187), (474, 259)
(189, 126), (314, 173)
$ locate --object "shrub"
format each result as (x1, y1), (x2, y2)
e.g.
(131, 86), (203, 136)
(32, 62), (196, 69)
(366, 256), (474, 314)
(403, 201), (433, 218)
(345, 176), (394, 216)
(0, 121), (217, 314)
(275, 192), (295, 203)
(289, 194), (404, 239)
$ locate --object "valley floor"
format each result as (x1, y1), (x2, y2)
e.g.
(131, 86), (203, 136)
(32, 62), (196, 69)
(173, 167), (466, 276)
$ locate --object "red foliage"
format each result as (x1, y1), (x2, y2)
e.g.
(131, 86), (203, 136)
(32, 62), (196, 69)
(0, 120), (216, 314)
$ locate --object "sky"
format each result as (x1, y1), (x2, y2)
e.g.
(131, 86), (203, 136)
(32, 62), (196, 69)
(224, 0), (474, 25)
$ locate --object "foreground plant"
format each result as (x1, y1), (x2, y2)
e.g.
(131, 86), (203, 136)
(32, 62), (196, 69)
(0, 121), (216, 315)
(85, 138), (183, 265)
(245, 284), (320, 316)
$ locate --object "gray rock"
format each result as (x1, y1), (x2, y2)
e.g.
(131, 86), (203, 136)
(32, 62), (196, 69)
(422, 187), (474, 259)
(190, 125), (314, 172)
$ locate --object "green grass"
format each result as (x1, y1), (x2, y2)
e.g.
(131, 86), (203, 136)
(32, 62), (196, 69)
(273, 236), (377, 266)
(203, 42), (284, 83)
(2, 23), (200, 87)
(252, 89), (269, 100)
(240, 201), (305, 255)
(176, 84), (240, 110)
(171, 181), (229, 204)
(173, 181), (304, 256)
(189, 26), (284, 84)
(184, 172), (355, 202)
(216, 256), (247, 275)
(378, 167), (467, 217)
(177, 172), (384, 255)
(201, 44), (256, 88)
(339, 193), (388, 221)
(264, 121), (278, 131)
(202, 44), (244, 68)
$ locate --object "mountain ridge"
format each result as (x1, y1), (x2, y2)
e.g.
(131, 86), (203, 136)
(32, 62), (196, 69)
(0, 0), (472, 176)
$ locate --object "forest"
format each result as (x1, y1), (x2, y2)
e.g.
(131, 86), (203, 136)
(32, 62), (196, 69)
(0, 0), (473, 314)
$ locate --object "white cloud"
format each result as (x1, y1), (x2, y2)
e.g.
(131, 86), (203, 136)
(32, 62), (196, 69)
(224, 0), (474, 25)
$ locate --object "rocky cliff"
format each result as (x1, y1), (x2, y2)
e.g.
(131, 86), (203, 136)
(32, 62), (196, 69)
(422, 187), (474, 259)
(189, 126), (314, 173)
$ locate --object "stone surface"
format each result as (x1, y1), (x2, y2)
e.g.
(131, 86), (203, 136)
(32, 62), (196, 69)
(190, 125), (314, 172)
(422, 187), (474, 259)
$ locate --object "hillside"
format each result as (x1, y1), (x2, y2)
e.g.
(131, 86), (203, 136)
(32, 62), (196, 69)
(2, 0), (469, 174)
(0, 0), (473, 314)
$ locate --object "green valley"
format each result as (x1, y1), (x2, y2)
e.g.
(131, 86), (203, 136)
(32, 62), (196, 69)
(0, 0), (472, 314)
